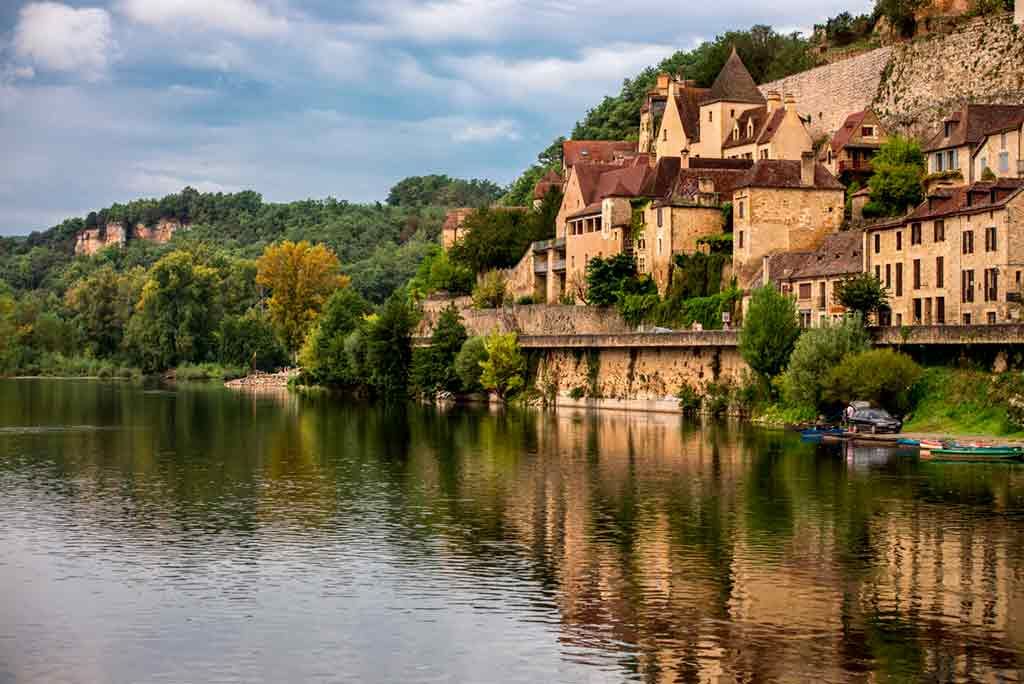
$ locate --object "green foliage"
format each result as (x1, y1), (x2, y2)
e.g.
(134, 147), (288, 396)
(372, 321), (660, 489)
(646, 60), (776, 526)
(833, 273), (890, 320)
(365, 292), (417, 399)
(824, 349), (923, 414)
(619, 292), (662, 327)
(677, 382), (703, 414)
(875, 0), (924, 37)
(818, 11), (876, 46)
(472, 271), (508, 309)
(867, 135), (926, 217)
(408, 246), (474, 298)
(480, 333), (526, 400)
(386, 175), (503, 208)
(124, 251), (221, 373)
(740, 286), (800, 380)
(779, 316), (871, 410)
(905, 367), (1024, 437)
(585, 254), (638, 307)
(410, 305), (468, 396)
(981, 166), (998, 181)
(697, 232), (733, 255)
(218, 312), (288, 372)
(174, 362), (247, 381)
(454, 336), (488, 393)
(449, 192), (560, 274)
(298, 288), (371, 386)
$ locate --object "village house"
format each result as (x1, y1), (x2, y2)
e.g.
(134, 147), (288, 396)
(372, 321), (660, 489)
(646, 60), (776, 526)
(923, 104), (1024, 183)
(732, 153), (846, 289)
(561, 140), (640, 174)
(864, 178), (1024, 327)
(651, 49), (814, 163)
(819, 109), (890, 181)
(762, 229), (864, 327)
(638, 73), (671, 154)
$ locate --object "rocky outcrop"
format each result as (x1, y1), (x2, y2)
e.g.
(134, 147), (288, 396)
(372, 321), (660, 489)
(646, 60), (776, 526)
(74, 218), (186, 256)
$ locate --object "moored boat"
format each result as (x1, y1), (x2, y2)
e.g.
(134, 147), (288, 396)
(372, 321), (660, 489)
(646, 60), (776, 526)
(926, 446), (1023, 461)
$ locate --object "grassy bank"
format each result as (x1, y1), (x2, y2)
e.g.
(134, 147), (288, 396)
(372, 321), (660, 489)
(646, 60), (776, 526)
(7, 353), (142, 380)
(902, 367), (1024, 438)
(173, 363), (247, 382)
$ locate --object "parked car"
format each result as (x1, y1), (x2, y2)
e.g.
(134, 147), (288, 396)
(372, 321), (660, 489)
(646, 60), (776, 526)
(847, 407), (902, 434)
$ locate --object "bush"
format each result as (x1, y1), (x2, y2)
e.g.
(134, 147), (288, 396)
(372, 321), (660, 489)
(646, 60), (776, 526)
(867, 135), (925, 217)
(619, 292), (661, 327)
(585, 254), (637, 307)
(739, 286), (800, 380)
(454, 336), (488, 392)
(677, 382), (703, 414)
(824, 349), (922, 415)
(780, 316), (870, 410)
(479, 332), (526, 400)
(219, 312), (288, 372)
(516, 295), (535, 305)
(175, 362), (247, 381)
(472, 271), (508, 309)
(408, 247), (475, 298)
(833, 274), (888, 320)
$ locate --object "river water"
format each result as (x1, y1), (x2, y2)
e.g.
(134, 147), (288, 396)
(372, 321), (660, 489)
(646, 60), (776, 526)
(2, 379), (1024, 682)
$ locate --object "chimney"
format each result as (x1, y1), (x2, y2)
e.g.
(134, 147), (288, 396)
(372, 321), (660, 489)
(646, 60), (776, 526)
(766, 91), (782, 114)
(680, 149), (690, 168)
(800, 151), (816, 187)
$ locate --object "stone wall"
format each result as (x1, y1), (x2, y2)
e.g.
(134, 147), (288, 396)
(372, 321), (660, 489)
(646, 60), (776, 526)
(760, 48), (894, 141)
(417, 302), (633, 338)
(874, 14), (1024, 139)
(533, 346), (747, 403)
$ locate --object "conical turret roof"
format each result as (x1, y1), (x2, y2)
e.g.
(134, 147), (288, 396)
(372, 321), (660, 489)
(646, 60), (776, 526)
(709, 47), (765, 104)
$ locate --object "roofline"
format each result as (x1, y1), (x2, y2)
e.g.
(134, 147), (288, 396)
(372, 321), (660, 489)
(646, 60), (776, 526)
(864, 186), (1024, 229)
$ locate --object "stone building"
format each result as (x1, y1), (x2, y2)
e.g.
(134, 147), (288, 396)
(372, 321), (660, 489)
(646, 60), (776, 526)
(732, 154), (846, 288)
(762, 229), (864, 327)
(561, 140), (640, 174)
(923, 104), (1024, 183)
(863, 178), (1024, 326)
(532, 169), (565, 209)
(721, 92), (815, 162)
(819, 109), (890, 181)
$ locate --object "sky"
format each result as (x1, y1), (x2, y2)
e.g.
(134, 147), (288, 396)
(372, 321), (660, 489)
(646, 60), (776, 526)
(0, 0), (871, 235)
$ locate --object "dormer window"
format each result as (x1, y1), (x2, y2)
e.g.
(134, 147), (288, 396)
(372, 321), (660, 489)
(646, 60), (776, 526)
(945, 121), (954, 137)
(862, 126), (875, 137)
(732, 124), (739, 141)
(747, 121), (754, 138)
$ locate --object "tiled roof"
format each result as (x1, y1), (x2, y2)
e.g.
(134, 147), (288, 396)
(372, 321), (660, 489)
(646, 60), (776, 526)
(708, 48), (766, 105)
(823, 110), (869, 158)
(735, 159), (844, 190)
(566, 202), (603, 220)
(532, 169), (564, 200)
(722, 106), (767, 150)
(659, 167), (750, 206)
(756, 108), (788, 145)
(922, 104), (1024, 153)
(688, 157), (754, 170)
(563, 140), (638, 168)
(766, 230), (864, 283)
(573, 162), (628, 206)
(886, 178), (1024, 224)
(673, 87), (712, 142)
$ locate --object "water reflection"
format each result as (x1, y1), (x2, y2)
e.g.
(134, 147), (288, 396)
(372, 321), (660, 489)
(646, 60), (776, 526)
(2, 380), (1024, 682)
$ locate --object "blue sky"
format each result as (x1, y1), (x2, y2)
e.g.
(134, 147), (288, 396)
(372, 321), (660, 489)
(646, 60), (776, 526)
(0, 0), (871, 234)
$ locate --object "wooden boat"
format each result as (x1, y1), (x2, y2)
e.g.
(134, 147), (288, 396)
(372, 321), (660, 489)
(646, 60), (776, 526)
(927, 446), (1023, 461)
(800, 427), (847, 440)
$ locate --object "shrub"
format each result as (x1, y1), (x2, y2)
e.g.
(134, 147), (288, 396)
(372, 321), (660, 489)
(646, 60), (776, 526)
(480, 332), (526, 399)
(739, 286), (800, 380)
(454, 336), (488, 392)
(824, 349), (923, 415)
(833, 274), (889, 321)
(867, 135), (926, 217)
(219, 312), (288, 372)
(516, 295), (535, 305)
(585, 254), (637, 307)
(408, 247), (475, 298)
(677, 382), (703, 414)
(619, 293), (661, 327)
(568, 386), (587, 400)
(472, 271), (508, 309)
(780, 316), (870, 410)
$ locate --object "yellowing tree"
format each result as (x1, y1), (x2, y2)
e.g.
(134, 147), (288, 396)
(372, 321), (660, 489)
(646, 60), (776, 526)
(256, 240), (348, 355)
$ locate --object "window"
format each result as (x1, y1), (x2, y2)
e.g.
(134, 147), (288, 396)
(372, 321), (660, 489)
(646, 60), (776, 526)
(896, 231), (903, 251)
(738, 201), (744, 219)
(934, 220), (945, 242)
(988, 311), (997, 325)
(862, 126), (875, 137)
(913, 259), (921, 289)
(760, 149), (769, 160)
(875, 265), (881, 280)
(800, 311), (811, 328)
(637, 254), (646, 272)
(985, 226), (997, 251)
(984, 268), (999, 302)
(730, 109), (735, 118)
(935, 152), (945, 172)
(885, 263), (892, 289)
(895, 263), (903, 297)
(708, 111), (713, 123)
(962, 230), (974, 254)
(937, 297), (945, 324)
(999, 151), (1010, 173)
(948, 149), (958, 170)
(911, 222), (922, 245)
(657, 207), (663, 227)
(945, 121), (954, 137)
(874, 233), (880, 254)
(913, 298), (922, 324)
(963, 313), (971, 325)
(732, 125), (739, 141)
(738, 231), (744, 248)
(962, 269), (975, 303)
(1001, 132), (1008, 149)
(662, 128), (667, 141)
(657, 237), (662, 255)
(799, 283), (812, 300)
(936, 256), (944, 288)
(819, 282), (826, 309)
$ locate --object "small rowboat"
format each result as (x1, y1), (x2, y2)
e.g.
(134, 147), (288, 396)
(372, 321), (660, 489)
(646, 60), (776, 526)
(800, 427), (847, 441)
(927, 446), (1024, 461)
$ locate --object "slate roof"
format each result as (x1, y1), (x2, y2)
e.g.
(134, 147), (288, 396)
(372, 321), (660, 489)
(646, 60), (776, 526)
(721, 107), (788, 150)
(735, 159), (845, 190)
(922, 104), (1024, 153)
(891, 178), (1024, 223)
(673, 87), (712, 142)
(765, 230), (864, 283)
(708, 48), (766, 104)
(562, 140), (638, 168)
(657, 167), (751, 206)
(532, 169), (564, 200)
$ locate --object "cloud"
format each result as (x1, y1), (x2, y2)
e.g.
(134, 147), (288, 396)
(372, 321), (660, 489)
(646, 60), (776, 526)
(12, 3), (116, 81)
(119, 0), (288, 38)
(452, 120), (519, 143)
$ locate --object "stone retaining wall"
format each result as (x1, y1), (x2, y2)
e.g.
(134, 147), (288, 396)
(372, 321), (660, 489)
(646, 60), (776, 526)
(417, 302), (633, 338)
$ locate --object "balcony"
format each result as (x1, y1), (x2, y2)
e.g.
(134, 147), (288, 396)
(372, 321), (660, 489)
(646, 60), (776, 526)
(534, 258), (567, 275)
(532, 237), (566, 253)
(838, 159), (873, 173)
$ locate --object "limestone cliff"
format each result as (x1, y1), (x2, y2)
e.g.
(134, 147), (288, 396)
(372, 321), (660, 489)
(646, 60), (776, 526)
(74, 218), (185, 256)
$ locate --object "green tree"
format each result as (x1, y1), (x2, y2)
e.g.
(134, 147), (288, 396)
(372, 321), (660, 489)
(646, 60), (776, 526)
(124, 251), (221, 372)
(64, 266), (146, 358)
(410, 305), (468, 395)
(454, 336), (488, 393)
(780, 316), (871, 410)
(739, 285), (800, 380)
(875, 0), (923, 37)
(824, 349), (923, 414)
(471, 270), (508, 309)
(480, 332), (526, 400)
(408, 246), (474, 298)
(833, 273), (890, 321)
(585, 254), (638, 307)
(298, 288), (371, 385)
(219, 312), (287, 372)
(866, 135), (926, 217)
(365, 292), (417, 398)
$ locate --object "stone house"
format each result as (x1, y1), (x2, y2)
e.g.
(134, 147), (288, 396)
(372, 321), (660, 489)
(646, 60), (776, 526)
(732, 154), (847, 289)
(561, 140), (640, 174)
(652, 49), (813, 163)
(762, 229), (864, 328)
(863, 178), (1024, 326)
(819, 109), (889, 181)
(923, 104), (1024, 183)
(638, 73), (671, 154)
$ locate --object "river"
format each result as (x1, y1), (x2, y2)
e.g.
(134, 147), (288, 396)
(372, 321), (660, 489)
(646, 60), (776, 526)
(1, 379), (1024, 682)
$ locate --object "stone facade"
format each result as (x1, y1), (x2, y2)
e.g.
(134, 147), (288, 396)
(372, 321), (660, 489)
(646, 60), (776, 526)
(638, 203), (724, 294)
